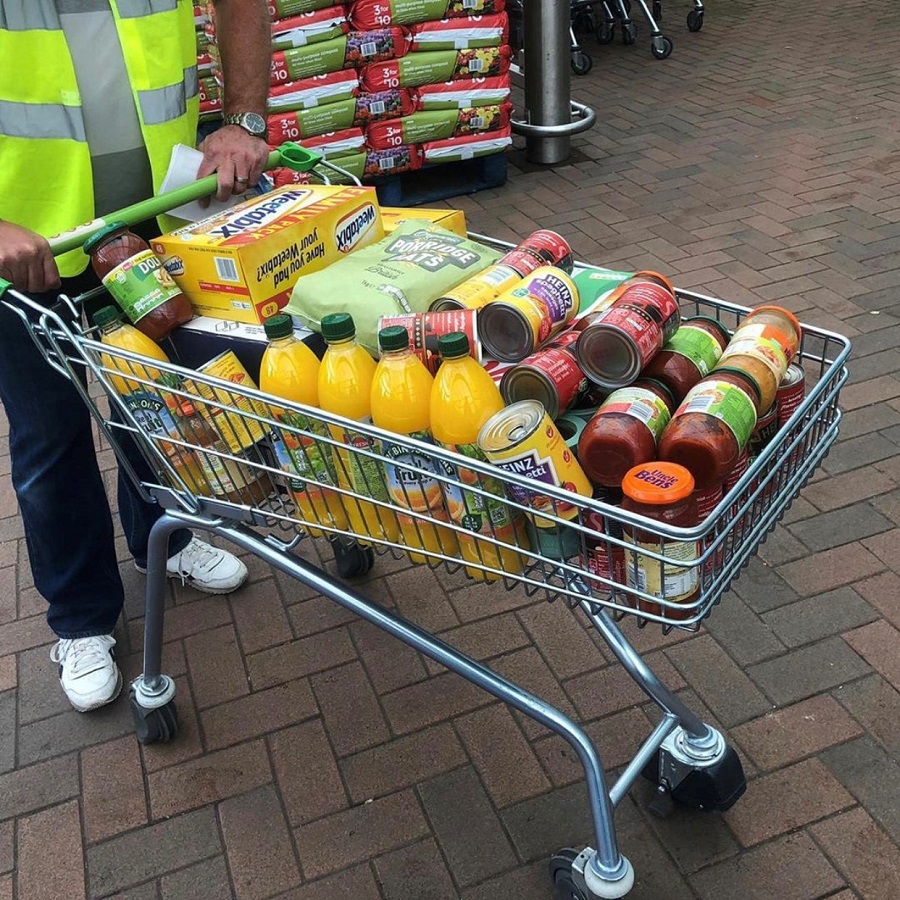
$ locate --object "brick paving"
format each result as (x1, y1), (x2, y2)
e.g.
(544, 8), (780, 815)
(1, 0), (899, 896)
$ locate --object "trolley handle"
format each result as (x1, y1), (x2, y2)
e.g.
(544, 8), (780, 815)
(0, 142), (322, 300)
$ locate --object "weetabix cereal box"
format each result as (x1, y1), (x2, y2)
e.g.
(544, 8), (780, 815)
(152, 185), (383, 324)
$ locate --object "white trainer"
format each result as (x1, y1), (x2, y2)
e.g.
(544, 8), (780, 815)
(50, 635), (122, 712)
(136, 537), (248, 595)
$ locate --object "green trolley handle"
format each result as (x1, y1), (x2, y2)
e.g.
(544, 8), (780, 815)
(0, 142), (322, 297)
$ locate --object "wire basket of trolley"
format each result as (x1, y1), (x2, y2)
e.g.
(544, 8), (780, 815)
(0, 146), (850, 900)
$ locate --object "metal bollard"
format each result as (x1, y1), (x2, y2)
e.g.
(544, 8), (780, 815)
(523, 0), (571, 164)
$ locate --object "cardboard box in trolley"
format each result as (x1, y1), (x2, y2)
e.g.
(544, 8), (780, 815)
(152, 185), (384, 325)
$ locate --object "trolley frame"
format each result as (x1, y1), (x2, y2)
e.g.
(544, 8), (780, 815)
(0, 171), (850, 899)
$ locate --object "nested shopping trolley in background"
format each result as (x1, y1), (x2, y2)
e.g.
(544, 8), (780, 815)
(0, 154), (850, 899)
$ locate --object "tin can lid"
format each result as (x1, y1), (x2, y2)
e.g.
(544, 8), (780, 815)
(378, 325), (409, 353)
(622, 462), (695, 504)
(321, 312), (355, 343)
(479, 302), (535, 362)
(478, 399), (545, 452)
(264, 313), (293, 340)
(575, 326), (642, 389)
(438, 331), (470, 359)
(500, 366), (560, 419)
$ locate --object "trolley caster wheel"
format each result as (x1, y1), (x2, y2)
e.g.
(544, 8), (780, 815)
(131, 696), (179, 745)
(550, 850), (588, 900)
(571, 52), (593, 75)
(331, 537), (376, 579)
(652, 0), (662, 21)
(651, 35), (673, 58)
(596, 22), (615, 43)
(642, 741), (746, 813)
(687, 9), (703, 31)
(621, 22), (637, 45)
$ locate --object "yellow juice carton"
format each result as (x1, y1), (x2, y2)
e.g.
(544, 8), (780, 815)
(380, 207), (467, 237)
(152, 185), (384, 324)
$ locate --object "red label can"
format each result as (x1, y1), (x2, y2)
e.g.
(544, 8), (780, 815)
(378, 309), (479, 374)
(724, 447), (750, 494)
(582, 494), (626, 594)
(749, 403), (779, 459)
(499, 330), (588, 419)
(576, 281), (681, 389)
(499, 230), (574, 278)
(776, 362), (805, 428)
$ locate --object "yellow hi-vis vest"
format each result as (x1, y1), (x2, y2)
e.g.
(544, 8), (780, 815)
(0, 0), (199, 277)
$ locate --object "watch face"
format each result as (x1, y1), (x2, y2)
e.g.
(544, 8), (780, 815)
(243, 113), (267, 136)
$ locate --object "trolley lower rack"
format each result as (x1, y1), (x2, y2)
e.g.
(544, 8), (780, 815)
(0, 188), (850, 899)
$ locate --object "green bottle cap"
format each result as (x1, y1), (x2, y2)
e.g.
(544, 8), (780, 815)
(264, 313), (293, 340)
(92, 305), (124, 328)
(438, 331), (469, 359)
(82, 222), (129, 255)
(378, 326), (409, 353)
(321, 312), (355, 343)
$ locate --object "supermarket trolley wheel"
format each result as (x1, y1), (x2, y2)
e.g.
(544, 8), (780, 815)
(596, 21), (615, 43)
(642, 740), (746, 815)
(550, 849), (588, 900)
(131, 697), (179, 745)
(687, 9), (704, 31)
(651, 35), (673, 58)
(331, 536), (376, 579)
(572, 52), (593, 75)
(621, 22), (637, 45)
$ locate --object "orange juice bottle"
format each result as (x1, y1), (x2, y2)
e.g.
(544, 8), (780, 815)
(430, 332), (528, 581)
(317, 313), (399, 545)
(371, 326), (459, 564)
(260, 314), (348, 537)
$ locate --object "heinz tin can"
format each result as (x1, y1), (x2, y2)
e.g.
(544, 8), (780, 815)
(499, 330), (587, 419)
(479, 267), (580, 362)
(748, 403), (779, 460)
(478, 399), (592, 526)
(499, 229), (574, 277)
(776, 362), (806, 428)
(429, 264), (522, 312)
(575, 277), (681, 389)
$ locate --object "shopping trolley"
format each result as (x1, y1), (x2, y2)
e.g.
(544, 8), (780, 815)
(0, 147), (851, 899)
(593, 0), (704, 58)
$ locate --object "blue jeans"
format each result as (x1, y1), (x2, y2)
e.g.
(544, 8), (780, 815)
(0, 273), (190, 639)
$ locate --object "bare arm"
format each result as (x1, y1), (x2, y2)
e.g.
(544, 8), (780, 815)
(198, 0), (271, 201)
(0, 222), (60, 293)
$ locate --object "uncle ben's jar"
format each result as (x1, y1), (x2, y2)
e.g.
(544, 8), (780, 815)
(621, 462), (700, 622)
(84, 223), (193, 341)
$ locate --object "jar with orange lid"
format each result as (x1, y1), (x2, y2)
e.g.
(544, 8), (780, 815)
(577, 378), (675, 488)
(621, 462), (700, 621)
(713, 304), (801, 412)
(657, 368), (761, 490)
(641, 315), (731, 404)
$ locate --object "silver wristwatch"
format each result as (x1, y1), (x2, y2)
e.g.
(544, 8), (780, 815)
(223, 112), (268, 140)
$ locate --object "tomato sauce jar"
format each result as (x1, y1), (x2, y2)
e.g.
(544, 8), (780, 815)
(641, 315), (731, 404)
(657, 368), (761, 490)
(84, 223), (193, 341)
(621, 462), (700, 622)
(578, 378), (675, 488)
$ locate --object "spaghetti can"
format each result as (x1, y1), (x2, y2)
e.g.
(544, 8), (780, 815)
(575, 278), (681, 390)
(185, 350), (267, 453)
(479, 266), (580, 362)
(776, 362), (806, 428)
(429, 264), (522, 312)
(477, 399), (592, 526)
(748, 403), (779, 459)
(499, 330), (587, 419)
(378, 309), (479, 374)
(499, 230), (574, 277)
